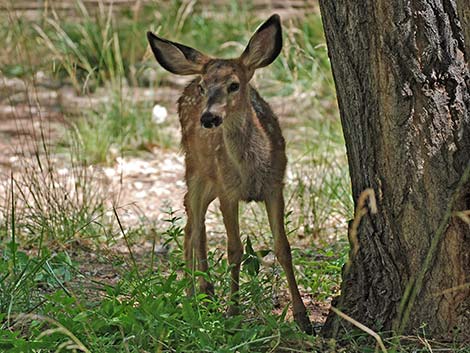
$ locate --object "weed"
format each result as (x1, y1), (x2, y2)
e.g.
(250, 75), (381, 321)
(0, 242), (75, 319)
(0, 216), (318, 352)
(65, 97), (174, 165)
(11, 157), (107, 245)
(295, 242), (347, 302)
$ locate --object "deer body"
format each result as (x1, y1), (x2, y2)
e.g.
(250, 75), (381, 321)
(148, 15), (312, 334)
(179, 78), (285, 202)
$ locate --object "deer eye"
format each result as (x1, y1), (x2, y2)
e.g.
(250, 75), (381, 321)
(228, 82), (240, 93)
(198, 83), (206, 95)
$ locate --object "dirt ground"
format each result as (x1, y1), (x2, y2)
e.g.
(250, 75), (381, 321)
(0, 71), (321, 233)
(0, 74), (181, 216)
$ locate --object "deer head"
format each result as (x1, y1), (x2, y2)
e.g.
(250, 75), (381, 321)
(147, 14), (282, 129)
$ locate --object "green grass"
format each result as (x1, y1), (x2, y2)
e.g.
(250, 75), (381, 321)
(1, 1), (332, 91)
(287, 117), (352, 240)
(0, 150), (343, 351)
(6, 154), (108, 246)
(0, 213), (319, 352)
(64, 98), (174, 164)
(0, 1), (334, 165)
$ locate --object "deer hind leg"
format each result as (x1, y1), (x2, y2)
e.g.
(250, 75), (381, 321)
(184, 179), (216, 296)
(219, 197), (242, 316)
(265, 189), (314, 334)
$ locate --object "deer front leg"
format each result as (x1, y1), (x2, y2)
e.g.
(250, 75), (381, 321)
(265, 188), (314, 334)
(184, 180), (216, 296)
(219, 197), (242, 316)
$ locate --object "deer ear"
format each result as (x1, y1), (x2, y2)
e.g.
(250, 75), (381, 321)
(147, 32), (208, 75)
(240, 14), (282, 70)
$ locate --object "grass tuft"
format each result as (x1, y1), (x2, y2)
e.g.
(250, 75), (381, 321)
(63, 97), (174, 164)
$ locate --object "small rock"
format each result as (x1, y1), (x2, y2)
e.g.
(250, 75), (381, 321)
(152, 104), (168, 124)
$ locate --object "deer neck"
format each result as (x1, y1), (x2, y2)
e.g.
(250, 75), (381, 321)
(221, 93), (271, 175)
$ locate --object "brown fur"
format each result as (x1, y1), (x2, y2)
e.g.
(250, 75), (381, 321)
(147, 14), (313, 333)
(178, 67), (285, 202)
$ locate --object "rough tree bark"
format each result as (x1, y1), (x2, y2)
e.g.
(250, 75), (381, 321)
(318, 0), (470, 341)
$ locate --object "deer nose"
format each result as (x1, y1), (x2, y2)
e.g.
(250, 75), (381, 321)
(200, 112), (222, 129)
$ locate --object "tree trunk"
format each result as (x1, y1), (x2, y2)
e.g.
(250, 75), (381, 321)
(319, 0), (470, 341)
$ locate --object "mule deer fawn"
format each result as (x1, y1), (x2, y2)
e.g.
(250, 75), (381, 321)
(147, 14), (313, 333)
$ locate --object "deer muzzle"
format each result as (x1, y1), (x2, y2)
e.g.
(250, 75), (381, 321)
(200, 111), (223, 129)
